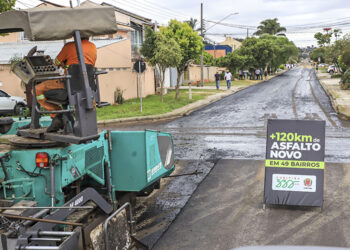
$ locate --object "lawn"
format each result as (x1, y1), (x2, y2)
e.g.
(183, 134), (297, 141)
(96, 89), (220, 120)
(319, 67), (327, 73)
(205, 78), (268, 88)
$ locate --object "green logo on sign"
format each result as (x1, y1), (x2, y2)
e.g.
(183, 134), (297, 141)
(276, 179), (299, 189)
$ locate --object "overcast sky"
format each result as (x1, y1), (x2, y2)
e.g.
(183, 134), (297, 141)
(16, 0), (350, 47)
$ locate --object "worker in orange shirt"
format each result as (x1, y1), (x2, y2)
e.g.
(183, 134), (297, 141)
(35, 38), (97, 132)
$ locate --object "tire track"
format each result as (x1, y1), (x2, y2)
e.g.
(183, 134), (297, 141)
(291, 70), (304, 119)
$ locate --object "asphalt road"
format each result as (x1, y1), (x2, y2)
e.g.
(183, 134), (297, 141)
(113, 67), (350, 163)
(107, 67), (350, 249)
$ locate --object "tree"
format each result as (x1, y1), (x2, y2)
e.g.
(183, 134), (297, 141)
(218, 51), (246, 73)
(238, 37), (274, 70)
(334, 29), (342, 41)
(254, 18), (286, 36)
(0, 0), (15, 13)
(261, 35), (298, 72)
(194, 51), (215, 66)
(314, 32), (332, 47)
(141, 28), (182, 102)
(0, 0), (16, 37)
(217, 34), (297, 76)
(310, 47), (327, 63)
(325, 34), (350, 66)
(185, 18), (198, 30)
(160, 20), (203, 99)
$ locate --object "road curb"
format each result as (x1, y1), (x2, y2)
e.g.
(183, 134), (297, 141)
(317, 75), (350, 121)
(98, 72), (284, 127)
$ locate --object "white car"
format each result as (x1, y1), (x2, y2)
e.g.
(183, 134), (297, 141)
(0, 90), (26, 115)
(327, 65), (337, 74)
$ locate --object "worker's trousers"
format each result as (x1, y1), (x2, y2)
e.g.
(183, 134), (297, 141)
(34, 80), (65, 118)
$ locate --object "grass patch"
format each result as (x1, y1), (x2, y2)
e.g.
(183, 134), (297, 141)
(319, 67), (327, 73)
(97, 89), (218, 120)
(205, 79), (264, 88)
(331, 74), (342, 78)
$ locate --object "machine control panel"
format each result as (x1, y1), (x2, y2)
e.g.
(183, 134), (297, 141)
(12, 55), (61, 83)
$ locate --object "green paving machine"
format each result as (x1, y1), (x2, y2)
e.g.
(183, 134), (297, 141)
(0, 6), (174, 250)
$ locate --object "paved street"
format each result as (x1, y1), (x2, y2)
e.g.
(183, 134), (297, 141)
(106, 67), (350, 248)
(114, 67), (350, 163)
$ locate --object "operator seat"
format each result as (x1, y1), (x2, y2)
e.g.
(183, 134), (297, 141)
(44, 64), (96, 105)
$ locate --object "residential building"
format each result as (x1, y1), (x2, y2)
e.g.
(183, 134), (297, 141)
(204, 36), (242, 59)
(0, 0), (157, 103)
(100, 2), (153, 57)
(204, 45), (232, 58)
(219, 36), (242, 51)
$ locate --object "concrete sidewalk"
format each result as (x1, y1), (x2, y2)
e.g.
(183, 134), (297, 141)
(98, 73), (284, 127)
(317, 72), (350, 120)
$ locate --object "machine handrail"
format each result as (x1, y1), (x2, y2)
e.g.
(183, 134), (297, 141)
(34, 75), (71, 83)
(34, 106), (75, 114)
(94, 70), (108, 76)
(104, 202), (135, 250)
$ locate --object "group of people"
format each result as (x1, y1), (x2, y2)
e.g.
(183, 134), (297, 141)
(214, 69), (268, 90)
(214, 71), (233, 90)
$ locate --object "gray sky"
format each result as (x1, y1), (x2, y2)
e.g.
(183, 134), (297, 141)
(16, 0), (350, 47)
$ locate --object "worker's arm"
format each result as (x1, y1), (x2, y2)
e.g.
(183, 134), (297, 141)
(55, 43), (69, 69)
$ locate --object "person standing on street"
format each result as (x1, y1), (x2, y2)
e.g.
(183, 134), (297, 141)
(238, 69), (243, 80)
(224, 70), (232, 89)
(255, 69), (260, 80)
(214, 71), (220, 90)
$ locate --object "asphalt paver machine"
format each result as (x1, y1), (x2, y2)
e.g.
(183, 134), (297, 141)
(0, 6), (175, 250)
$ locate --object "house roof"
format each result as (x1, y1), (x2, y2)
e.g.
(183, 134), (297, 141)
(35, 0), (65, 8)
(0, 38), (126, 64)
(101, 2), (152, 24)
(0, 7), (118, 41)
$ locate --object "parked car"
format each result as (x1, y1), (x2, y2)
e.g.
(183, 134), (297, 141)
(0, 90), (26, 115)
(327, 65), (337, 75)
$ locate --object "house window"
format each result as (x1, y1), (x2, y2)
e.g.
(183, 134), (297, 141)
(130, 22), (143, 57)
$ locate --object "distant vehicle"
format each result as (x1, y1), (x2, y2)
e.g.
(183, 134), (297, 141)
(327, 65), (337, 75)
(318, 63), (328, 67)
(0, 89), (26, 115)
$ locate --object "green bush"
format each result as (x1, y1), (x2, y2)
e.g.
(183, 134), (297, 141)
(114, 88), (124, 104)
(220, 71), (225, 80)
(279, 65), (285, 70)
(331, 74), (342, 78)
(340, 69), (350, 89)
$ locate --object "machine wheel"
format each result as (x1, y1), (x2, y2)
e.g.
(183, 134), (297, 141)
(14, 103), (25, 115)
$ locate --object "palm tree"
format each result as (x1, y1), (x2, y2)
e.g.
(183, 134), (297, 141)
(254, 18), (286, 36)
(185, 18), (198, 30)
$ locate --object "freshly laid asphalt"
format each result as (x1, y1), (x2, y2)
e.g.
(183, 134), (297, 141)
(106, 67), (350, 249)
(154, 159), (350, 249)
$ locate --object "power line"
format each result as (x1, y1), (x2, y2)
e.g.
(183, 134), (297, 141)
(119, 0), (188, 20)
(107, 0), (188, 21)
(205, 20), (256, 30)
(141, 0), (192, 19)
(130, 0), (191, 19)
(16, 0), (36, 8)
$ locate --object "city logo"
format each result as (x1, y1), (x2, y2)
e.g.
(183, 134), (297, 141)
(304, 178), (312, 187)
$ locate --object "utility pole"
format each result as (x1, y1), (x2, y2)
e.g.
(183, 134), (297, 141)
(246, 28), (249, 38)
(200, 3), (204, 87)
